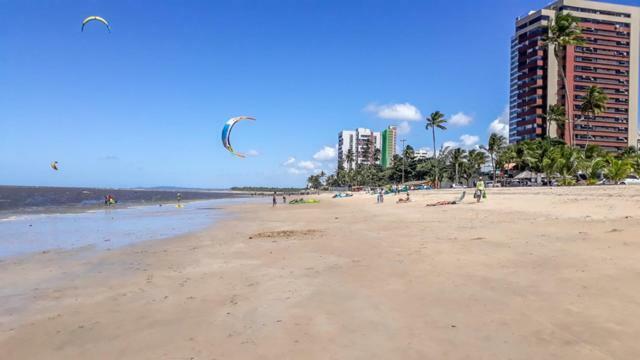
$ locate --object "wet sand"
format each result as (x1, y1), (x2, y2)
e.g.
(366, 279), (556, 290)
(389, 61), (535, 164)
(2, 186), (640, 359)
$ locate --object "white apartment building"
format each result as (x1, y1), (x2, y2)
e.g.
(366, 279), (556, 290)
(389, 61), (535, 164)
(338, 128), (382, 170)
(414, 149), (431, 160)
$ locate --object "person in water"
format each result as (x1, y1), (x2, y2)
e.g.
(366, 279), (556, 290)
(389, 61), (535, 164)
(272, 192), (277, 207)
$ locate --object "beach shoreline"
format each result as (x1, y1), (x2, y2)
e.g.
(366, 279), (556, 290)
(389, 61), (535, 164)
(2, 186), (640, 359)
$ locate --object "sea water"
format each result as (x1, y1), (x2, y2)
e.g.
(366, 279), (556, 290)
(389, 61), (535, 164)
(0, 198), (253, 258)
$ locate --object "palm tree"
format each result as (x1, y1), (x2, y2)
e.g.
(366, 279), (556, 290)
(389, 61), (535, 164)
(345, 148), (355, 171)
(467, 149), (488, 178)
(542, 104), (567, 138)
(579, 85), (608, 149)
(372, 148), (381, 164)
(552, 146), (583, 185)
(541, 148), (559, 186)
(544, 12), (585, 146)
(620, 146), (638, 159)
(582, 157), (606, 185)
(498, 146), (517, 185)
(449, 148), (467, 185)
(481, 133), (506, 186)
(605, 158), (632, 184)
(426, 111), (447, 187)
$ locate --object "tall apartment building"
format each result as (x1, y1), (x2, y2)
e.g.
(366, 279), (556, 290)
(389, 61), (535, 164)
(509, 0), (638, 151)
(338, 128), (382, 170)
(381, 126), (397, 168)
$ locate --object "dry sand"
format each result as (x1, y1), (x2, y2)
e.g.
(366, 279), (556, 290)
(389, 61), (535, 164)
(2, 186), (640, 359)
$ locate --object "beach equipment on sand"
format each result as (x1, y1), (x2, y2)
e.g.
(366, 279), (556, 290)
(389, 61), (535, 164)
(332, 193), (352, 198)
(50, 161), (59, 171)
(289, 198), (319, 204)
(221, 116), (255, 157)
(81, 16), (111, 33)
(426, 191), (466, 207)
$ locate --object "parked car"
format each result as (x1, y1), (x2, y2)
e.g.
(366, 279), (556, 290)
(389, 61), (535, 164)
(620, 175), (640, 185)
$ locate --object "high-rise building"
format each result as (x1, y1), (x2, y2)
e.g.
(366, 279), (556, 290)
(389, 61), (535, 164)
(338, 128), (381, 170)
(509, 0), (638, 151)
(381, 126), (397, 168)
(414, 148), (431, 160)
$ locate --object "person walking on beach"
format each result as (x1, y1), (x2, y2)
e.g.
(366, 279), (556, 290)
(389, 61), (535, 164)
(177, 193), (182, 204)
(379, 188), (384, 203)
(272, 192), (277, 207)
(474, 177), (486, 203)
(282, 195), (287, 204)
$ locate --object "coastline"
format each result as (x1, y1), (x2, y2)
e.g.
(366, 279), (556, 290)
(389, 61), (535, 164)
(0, 197), (256, 258)
(2, 186), (640, 359)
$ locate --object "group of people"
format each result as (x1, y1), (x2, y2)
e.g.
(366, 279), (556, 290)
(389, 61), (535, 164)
(376, 189), (385, 203)
(104, 194), (117, 206)
(272, 192), (287, 207)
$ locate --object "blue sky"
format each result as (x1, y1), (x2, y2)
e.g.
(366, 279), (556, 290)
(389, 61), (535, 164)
(1, 0), (637, 188)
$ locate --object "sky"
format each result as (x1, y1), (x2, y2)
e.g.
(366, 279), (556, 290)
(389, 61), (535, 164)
(1, 0), (638, 188)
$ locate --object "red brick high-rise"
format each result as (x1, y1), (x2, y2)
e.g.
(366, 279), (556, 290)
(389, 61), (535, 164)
(510, 0), (638, 151)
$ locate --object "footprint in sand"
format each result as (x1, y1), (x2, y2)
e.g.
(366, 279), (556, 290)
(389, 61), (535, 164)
(229, 294), (239, 305)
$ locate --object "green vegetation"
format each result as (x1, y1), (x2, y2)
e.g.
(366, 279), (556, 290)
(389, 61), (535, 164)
(319, 137), (639, 188)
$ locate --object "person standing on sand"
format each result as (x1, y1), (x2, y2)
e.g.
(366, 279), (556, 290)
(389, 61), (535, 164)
(272, 192), (277, 207)
(282, 195), (287, 204)
(475, 177), (486, 203)
(379, 189), (384, 203)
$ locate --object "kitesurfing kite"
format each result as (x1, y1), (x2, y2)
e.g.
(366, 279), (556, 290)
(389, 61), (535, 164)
(81, 16), (111, 33)
(221, 116), (255, 158)
(50, 161), (59, 171)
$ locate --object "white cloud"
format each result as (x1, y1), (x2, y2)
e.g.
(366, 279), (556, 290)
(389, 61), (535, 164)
(246, 149), (259, 156)
(489, 106), (509, 138)
(287, 167), (306, 175)
(282, 157), (296, 166)
(364, 102), (422, 121)
(283, 156), (325, 176)
(460, 134), (479, 147)
(442, 140), (458, 149)
(313, 146), (337, 161)
(442, 134), (480, 150)
(396, 120), (411, 135)
(450, 112), (473, 126)
(297, 160), (319, 170)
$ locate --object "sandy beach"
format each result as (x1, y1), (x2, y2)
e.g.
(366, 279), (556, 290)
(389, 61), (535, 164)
(2, 186), (640, 359)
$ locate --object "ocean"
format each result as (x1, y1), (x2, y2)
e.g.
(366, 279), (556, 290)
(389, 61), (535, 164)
(0, 186), (255, 258)
(0, 185), (246, 217)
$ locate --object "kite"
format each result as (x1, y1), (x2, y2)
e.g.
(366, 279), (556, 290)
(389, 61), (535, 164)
(81, 16), (111, 33)
(221, 116), (255, 158)
(51, 161), (59, 171)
